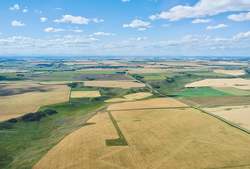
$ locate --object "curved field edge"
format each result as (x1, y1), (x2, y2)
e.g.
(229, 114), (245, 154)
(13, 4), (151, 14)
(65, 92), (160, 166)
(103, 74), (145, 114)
(0, 99), (105, 169)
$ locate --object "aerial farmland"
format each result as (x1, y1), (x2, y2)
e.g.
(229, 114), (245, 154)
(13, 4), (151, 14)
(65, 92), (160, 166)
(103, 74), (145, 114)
(0, 58), (249, 169)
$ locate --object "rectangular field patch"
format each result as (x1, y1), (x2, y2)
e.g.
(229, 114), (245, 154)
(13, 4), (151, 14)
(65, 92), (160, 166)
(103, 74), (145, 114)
(84, 80), (145, 89)
(70, 91), (101, 98)
(107, 98), (188, 111)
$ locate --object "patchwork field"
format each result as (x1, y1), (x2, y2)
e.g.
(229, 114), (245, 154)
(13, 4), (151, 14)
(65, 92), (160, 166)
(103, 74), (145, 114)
(213, 69), (246, 76)
(185, 78), (250, 90)
(34, 99), (250, 169)
(70, 91), (101, 98)
(0, 83), (70, 121)
(204, 105), (250, 131)
(105, 92), (152, 103)
(84, 80), (145, 89)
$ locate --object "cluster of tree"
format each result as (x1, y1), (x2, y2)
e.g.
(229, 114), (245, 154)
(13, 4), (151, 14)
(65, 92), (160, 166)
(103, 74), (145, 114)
(8, 109), (58, 123)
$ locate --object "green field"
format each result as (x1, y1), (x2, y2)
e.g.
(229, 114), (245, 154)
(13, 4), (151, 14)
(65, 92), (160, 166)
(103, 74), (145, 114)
(141, 73), (167, 81)
(215, 87), (250, 96)
(175, 87), (231, 97)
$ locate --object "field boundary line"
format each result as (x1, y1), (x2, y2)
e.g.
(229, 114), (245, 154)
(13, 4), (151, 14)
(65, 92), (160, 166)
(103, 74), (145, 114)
(192, 106), (250, 134)
(204, 163), (250, 169)
(109, 106), (191, 112)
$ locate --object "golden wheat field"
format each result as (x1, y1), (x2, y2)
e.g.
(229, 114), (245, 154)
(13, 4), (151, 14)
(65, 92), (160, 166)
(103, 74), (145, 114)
(0, 83), (70, 121)
(71, 91), (101, 98)
(107, 98), (188, 111)
(84, 80), (145, 89)
(204, 105), (250, 131)
(213, 69), (246, 76)
(185, 78), (250, 90)
(34, 105), (250, 169)
(105, 92), (152, 103)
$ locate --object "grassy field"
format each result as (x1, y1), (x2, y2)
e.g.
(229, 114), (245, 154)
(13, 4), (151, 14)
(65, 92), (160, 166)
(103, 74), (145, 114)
(34, 99), (250, 169)
(175, 87), (231, 97)
(0, 83), (70, 121)
(180, 96), (250, 107)
(0, 99), (104, 169)
(215, 87), (250, 96)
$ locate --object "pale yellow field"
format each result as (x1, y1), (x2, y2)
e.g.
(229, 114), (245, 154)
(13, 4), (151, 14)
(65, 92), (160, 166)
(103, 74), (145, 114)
(84, 80), (145, 89)
(204, 105), (250, 131)
(71, 91), (101, 98)
(0, 83), (70, 121)
(214, 69), (246, 76)
(107, 98), (188, 111)
(105, 92), (152, 103)
(105, 98), (134, 103)
(185, 78), (250, 90)
(34, 107), (250, 169)
(124, 92), (152, 100)
(128, 68), (167, 74)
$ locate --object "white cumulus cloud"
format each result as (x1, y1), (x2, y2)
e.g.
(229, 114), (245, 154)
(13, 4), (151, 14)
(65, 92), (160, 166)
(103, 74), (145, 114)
(123, 19), (151, 31)
(92, 32), (115, 36)
(228, 12), (250, 21)
(206, 24), (228, 30)
(11, 20), (25, 27)
(40, 17), (48, 22)
(54, 15), (103, 25)
(44, 27), (65, 33)
(9, 4), (20, 11)
(233, 31), (250, 40)
(54, 15), (90, 24)
(150, 0), (250, 21)
(192, 18), (211, 24)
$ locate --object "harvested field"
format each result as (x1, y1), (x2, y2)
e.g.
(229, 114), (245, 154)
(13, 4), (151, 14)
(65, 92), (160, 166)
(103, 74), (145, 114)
(105, 98), (133, 103)
(124, 92), (152, 100)
(185, 78), (250, 90)
(84, 80), (145, 89)
(180, 96), (250, 107)
(214, 69), (246, 76)
(34, 106), (250, 169)
(204, 105), (250, 131)
(105, 92), (152, 103)
(0, 83), (70, 121)
(107, 98), (188, 111)
(71, 91), (101, 98)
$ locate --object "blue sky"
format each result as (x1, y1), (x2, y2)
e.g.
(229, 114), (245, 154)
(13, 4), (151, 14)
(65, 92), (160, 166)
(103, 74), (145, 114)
(0, 0), (250, 57)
